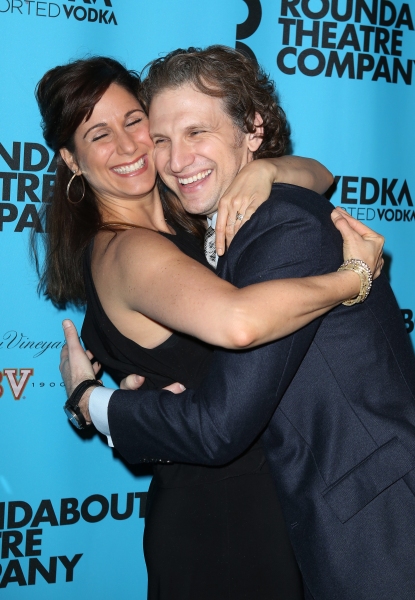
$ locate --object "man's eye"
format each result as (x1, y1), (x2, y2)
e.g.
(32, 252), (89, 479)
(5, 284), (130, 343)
(154, 138), (167, 145)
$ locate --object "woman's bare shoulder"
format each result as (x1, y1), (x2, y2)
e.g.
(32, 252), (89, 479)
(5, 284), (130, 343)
(106, 227), (185, 275)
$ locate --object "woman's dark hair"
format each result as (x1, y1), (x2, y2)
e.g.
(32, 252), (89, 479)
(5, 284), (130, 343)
(142, 45), (290, 159)
(32, 56), (205, 307)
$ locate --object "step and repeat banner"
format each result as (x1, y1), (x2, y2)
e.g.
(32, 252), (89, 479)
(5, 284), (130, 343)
(0, 1), (414, 597)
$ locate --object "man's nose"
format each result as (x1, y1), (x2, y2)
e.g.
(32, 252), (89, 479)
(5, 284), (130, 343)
(169, 139), (194, 173)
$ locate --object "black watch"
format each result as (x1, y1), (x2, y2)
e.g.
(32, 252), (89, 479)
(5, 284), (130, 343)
(63, 379), (103, 430)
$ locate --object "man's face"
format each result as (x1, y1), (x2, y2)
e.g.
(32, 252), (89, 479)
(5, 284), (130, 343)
(149, 84), (258, 217)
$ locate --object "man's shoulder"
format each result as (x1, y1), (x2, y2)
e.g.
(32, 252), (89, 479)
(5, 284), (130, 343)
(262, 183), (333, 220)
(217, 183), (341, 281)
(238, 183), (334, 242)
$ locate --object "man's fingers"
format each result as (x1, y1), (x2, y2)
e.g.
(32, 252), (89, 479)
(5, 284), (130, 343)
(91, 361), (101, 376)
(59, 344), (69, 371)
(62, 319), (81, 346)
(163, 382), (186, 394)
(120, 374), (145, 390)
(85, 350), (101, 376)
(60, 319), (96, 395)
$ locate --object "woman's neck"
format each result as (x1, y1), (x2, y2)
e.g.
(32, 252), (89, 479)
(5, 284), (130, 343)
(97, 186), (171, 233)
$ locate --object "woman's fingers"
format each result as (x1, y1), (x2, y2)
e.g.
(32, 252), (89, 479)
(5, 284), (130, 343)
(374, 257), (384, 278)
(216, 194), (262, 251)
(331, 208), (385, 250)
(332, 207), (384, 240)
(331, 208), (384, 278)
(216, 161), (274, 253)
(216, 195), (244, 255)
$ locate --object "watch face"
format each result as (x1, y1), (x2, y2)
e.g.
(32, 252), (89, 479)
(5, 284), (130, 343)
(63, 405), (82, 430)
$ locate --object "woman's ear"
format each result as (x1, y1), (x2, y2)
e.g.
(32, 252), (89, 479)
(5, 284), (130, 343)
(247, 112), (264, 153)
(60, 148), (79, 173)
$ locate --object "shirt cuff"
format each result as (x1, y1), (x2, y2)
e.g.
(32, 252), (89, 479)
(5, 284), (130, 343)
(89, 386), (115, 448)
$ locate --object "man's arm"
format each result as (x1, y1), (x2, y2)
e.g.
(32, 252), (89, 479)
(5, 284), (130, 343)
(109, 324), (320, 464)
(61, 189), (366, 465)
(107, 191), (340, 464)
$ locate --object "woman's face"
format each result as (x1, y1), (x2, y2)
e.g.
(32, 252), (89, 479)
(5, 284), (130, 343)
(61, 83), (157, 204)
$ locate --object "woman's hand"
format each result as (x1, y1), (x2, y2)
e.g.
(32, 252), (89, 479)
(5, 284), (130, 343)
(215, 156), (333, 255)
(215, 160), (274, 255)
(331, 208), (384, 278)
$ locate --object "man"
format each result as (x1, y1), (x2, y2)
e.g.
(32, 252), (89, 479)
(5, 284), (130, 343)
(62, 47), (415, 599)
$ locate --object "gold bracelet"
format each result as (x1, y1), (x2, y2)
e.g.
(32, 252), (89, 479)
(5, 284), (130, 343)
(337, 259), (373, 306)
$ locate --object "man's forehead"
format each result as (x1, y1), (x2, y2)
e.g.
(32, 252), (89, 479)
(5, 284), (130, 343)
(149, 84), (226, 123)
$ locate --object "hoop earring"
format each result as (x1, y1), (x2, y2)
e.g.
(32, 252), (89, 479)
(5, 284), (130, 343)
(66, 170), (85, 204)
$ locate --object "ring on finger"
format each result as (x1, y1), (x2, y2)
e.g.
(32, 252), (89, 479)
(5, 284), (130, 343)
(236, 212), (244, 221)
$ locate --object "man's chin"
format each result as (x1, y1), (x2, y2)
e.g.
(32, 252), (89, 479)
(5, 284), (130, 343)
(182, 202), (216, 217)
(175, 193), (217, 217)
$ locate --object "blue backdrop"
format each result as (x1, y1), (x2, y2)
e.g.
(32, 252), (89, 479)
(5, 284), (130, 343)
(1, 0), (414, 597)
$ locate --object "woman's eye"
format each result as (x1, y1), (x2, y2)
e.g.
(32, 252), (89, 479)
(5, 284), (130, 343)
(127, 118), (143, 127)
(92, 133), (108, 142)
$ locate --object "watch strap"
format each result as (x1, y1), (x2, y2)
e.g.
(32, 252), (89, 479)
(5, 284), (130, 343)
(64, 379), (103, 430)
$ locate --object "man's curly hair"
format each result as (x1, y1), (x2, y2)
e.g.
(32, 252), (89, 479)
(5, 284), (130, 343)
(142, 45), (290, 159)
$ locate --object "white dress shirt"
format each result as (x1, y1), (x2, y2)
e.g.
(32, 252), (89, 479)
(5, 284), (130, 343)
(89, 386), (114, 446)
(206, 212), (219, 268)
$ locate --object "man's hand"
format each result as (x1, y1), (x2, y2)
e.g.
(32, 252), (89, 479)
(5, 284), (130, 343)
(60, 320), (98, 422)
(120, 374), (146, 390)
(120, 373), (185, 394)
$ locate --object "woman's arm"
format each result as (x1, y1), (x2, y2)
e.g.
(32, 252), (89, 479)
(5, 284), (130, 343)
(112, 209), (383, 349)
(215, 156), (333, 254)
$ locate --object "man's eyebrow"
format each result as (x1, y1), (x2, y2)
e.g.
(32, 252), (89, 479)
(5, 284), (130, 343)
(149, 130), (166, 139)
(150, 122), (211, 138)
(185, 122), (210, 131)
(83, 108), (144, 139)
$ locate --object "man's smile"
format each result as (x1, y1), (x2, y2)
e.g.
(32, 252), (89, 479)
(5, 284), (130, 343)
(178, 169), (212, 185)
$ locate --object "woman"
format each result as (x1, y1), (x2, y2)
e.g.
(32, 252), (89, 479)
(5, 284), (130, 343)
(33, 57), (382, 600)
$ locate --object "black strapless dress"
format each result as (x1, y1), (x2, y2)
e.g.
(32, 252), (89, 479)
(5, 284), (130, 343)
(81, 225), (303, 600)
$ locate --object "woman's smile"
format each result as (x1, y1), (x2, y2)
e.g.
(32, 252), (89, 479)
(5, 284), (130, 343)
(111, 154), (148, 177)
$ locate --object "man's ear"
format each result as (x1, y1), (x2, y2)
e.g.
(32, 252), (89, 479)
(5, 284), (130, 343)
(247, 112), (264, 153)
(60, 148), (79, 173)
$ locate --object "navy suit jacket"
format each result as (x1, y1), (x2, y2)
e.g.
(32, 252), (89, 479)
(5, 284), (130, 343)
(109, 184), (415, 600)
